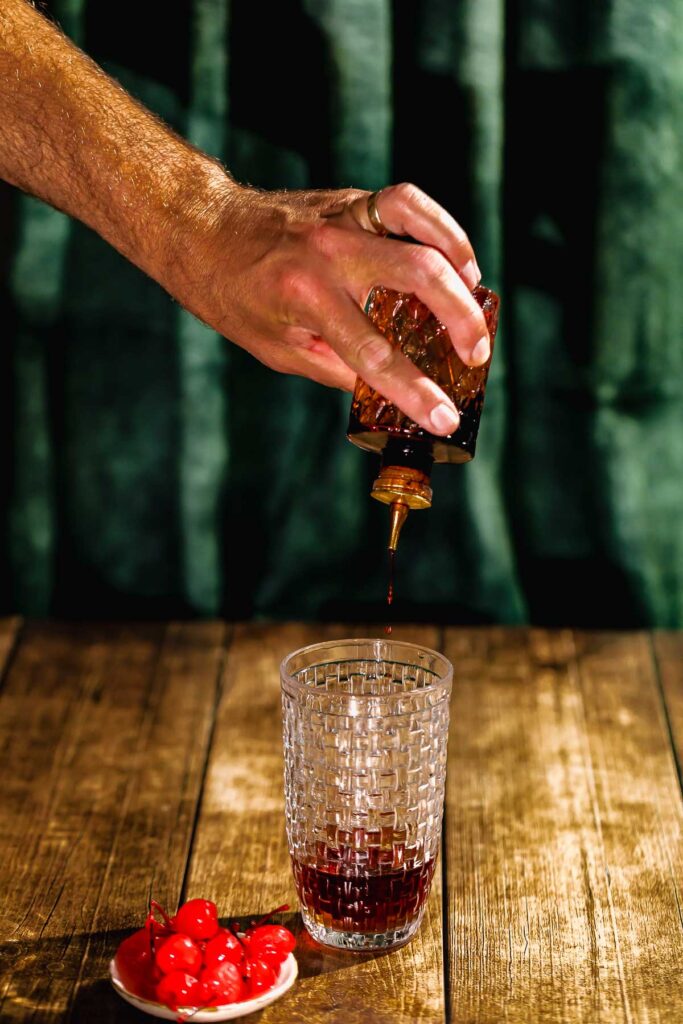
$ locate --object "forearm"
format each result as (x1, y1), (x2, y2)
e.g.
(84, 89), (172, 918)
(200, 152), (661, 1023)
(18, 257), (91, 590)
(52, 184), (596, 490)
(0, 0), (233, 290)
(0, 0), (490, 436)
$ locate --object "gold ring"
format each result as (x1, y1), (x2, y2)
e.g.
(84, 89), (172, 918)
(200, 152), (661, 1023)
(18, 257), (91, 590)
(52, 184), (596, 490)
(367, 190), (389, 236)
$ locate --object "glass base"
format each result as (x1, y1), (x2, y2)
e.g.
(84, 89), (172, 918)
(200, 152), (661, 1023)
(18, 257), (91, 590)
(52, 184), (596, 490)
(301, 907), (424, 951)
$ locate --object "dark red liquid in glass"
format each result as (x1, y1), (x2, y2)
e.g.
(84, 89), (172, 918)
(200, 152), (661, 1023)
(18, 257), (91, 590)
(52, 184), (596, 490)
(292, 857), (435, 934)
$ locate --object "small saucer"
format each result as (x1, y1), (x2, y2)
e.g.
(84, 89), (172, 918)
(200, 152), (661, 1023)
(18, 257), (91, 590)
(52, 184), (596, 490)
(109, 954), (298, 1020)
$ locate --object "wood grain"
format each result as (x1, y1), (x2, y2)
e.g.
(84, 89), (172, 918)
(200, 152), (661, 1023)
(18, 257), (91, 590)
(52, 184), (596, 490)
(184, 622), (447, 1024)
(442, 627), (683, 1024)
(0, 617), (21, 687)
(652, 631), (683, 778)
(4, 622), (683, 1024)
(575, 631), (683, 1022)
(0, 621), (228, 1023)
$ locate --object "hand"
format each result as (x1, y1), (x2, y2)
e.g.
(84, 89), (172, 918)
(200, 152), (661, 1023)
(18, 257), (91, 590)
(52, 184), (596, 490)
(169, 180), (490, 436)
(0, 4), (487, 435)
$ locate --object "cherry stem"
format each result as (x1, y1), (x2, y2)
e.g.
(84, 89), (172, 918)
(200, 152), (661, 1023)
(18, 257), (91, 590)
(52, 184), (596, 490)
(226, 921), (248, 950)
(149, 899), (174, 930)
(250, 903), (290, 931)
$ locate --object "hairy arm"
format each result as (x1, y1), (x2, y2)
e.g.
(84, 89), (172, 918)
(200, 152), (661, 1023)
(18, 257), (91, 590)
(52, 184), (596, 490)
(0, 0), (229, 286)
(0, 0), (490, 435)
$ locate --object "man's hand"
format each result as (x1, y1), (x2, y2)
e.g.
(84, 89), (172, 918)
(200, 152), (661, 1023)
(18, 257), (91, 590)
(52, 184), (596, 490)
(169, 183), (489, 436)
(0, 0), (489, 436)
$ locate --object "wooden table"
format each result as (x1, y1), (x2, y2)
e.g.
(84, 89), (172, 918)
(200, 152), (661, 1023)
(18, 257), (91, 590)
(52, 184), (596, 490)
(1, 620), (683, 1023)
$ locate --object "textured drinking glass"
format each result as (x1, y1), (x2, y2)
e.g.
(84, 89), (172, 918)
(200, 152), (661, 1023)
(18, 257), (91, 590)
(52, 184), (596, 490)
(281, 638), (452, 951)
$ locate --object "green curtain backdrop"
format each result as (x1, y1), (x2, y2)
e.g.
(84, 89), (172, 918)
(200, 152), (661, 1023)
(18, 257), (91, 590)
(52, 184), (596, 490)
(1, 0), (682, 626)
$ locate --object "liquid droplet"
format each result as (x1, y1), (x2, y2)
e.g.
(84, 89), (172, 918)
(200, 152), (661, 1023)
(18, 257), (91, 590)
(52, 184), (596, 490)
(385, 549), (395, 636)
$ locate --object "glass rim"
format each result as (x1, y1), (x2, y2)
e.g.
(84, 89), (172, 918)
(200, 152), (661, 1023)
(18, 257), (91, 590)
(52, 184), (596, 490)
(280, 636), (453, 702)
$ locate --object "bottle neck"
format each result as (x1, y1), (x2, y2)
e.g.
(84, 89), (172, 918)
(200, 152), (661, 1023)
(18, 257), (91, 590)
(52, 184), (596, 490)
(371, 437), (434, 510)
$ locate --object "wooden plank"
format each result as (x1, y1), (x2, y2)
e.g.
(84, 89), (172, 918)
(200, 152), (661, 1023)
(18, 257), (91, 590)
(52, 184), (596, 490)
(443, 627), (621, 1024)
(185, 622), (446, 1024)
(442, 627), (683, 1024)
(652, 631), (683, 775)
(0, 617), (22, 686)
(0, 621), (228, 1023)
(574, 631), (683, 1022)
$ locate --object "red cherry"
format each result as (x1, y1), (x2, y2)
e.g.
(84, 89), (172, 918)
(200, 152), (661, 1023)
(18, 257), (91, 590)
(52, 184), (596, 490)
(154, 932), (202, 976)
(248, 924), (295, 964)
(199, 961), (245, 1005)
(249, 925), (294, 954)
(172, 899), (219, 941)
(203, 929), (244, 969)
(249, 945), (282, 971)
(156, 970), (202, 1011)
(115, 926), (162, 1001)
(246, 957), (277, 996)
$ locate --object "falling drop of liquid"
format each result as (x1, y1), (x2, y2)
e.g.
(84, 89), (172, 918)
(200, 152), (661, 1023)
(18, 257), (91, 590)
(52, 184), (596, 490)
(384, 549), (395, 636)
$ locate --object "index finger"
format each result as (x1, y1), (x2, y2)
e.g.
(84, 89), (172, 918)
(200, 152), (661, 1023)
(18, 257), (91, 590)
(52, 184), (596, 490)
(317, 289), (462, 437)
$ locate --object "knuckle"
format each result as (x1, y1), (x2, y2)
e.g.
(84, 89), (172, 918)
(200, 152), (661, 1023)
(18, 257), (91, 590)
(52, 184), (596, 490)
(451, 224), (472, 254)
(353, 334), (394, 375)
(278, 266), (322, 310)
(408, 246), (449, 287)
(307, 220), (340, 259)
(459, 225), (472, 249)
(391, 181), (424, 207)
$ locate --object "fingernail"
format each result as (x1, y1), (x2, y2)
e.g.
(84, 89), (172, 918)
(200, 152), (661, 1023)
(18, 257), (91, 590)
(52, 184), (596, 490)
(430, 403), (460, 436)
(471, 335), (490, 365)
(462, 259), (481, 291)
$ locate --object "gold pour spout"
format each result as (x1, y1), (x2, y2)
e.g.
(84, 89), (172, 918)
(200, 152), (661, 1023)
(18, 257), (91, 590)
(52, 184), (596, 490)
(370, 463), (433, 552)
(387, 502), (409, 552)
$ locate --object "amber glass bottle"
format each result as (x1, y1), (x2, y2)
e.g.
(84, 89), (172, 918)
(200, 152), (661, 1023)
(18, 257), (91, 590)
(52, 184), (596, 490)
(347, 285), (500, 549)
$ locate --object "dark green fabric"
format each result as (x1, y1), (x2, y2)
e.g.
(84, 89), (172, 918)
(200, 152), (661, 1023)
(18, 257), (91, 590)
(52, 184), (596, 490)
(2, 0), (682, 626)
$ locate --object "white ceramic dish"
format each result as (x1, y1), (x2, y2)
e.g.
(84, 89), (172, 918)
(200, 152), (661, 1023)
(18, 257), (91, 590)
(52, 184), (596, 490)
(109, 953), (298, 1021)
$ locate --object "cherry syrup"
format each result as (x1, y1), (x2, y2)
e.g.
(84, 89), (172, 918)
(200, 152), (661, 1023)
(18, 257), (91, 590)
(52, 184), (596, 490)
(385, 549), (395, 636)
(292, 857), (435, 934)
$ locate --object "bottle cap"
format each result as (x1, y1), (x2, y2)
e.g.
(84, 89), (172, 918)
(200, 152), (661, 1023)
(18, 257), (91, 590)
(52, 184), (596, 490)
(371, 464), (433, 509)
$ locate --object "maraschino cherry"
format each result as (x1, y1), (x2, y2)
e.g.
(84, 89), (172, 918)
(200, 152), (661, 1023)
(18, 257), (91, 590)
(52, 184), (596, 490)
(199, 960), (245, 1004)
(247, 924), (296, 970)
(156, 970), (203, 1011)
(245, 957), (277, 996)
(203, 928), (245, 969)
(155, 933), (203, 976)
(113, 896), (296, 1020)
(172, 898), (220, 941)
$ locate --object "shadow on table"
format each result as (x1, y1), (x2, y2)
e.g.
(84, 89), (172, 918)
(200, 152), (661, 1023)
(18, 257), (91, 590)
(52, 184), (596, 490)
(72, 977), (149, 1023)
(1, 929), (148, 1023)
(1, 913), (393, 1022)
(292, 927), (396, 979)
(227, 911), (394, 980)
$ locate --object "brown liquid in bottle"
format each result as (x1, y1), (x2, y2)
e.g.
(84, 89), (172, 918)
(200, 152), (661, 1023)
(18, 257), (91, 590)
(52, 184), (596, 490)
(346, 285), (500, 628)
(347, 286), (500, 465)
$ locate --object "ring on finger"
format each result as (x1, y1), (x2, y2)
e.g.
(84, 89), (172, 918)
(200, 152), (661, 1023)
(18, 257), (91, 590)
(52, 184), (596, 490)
(367, 190), (389, 237)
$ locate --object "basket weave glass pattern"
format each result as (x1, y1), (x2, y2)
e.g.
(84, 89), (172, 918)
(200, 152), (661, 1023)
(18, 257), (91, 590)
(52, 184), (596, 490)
(281, 639), (452, 950)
